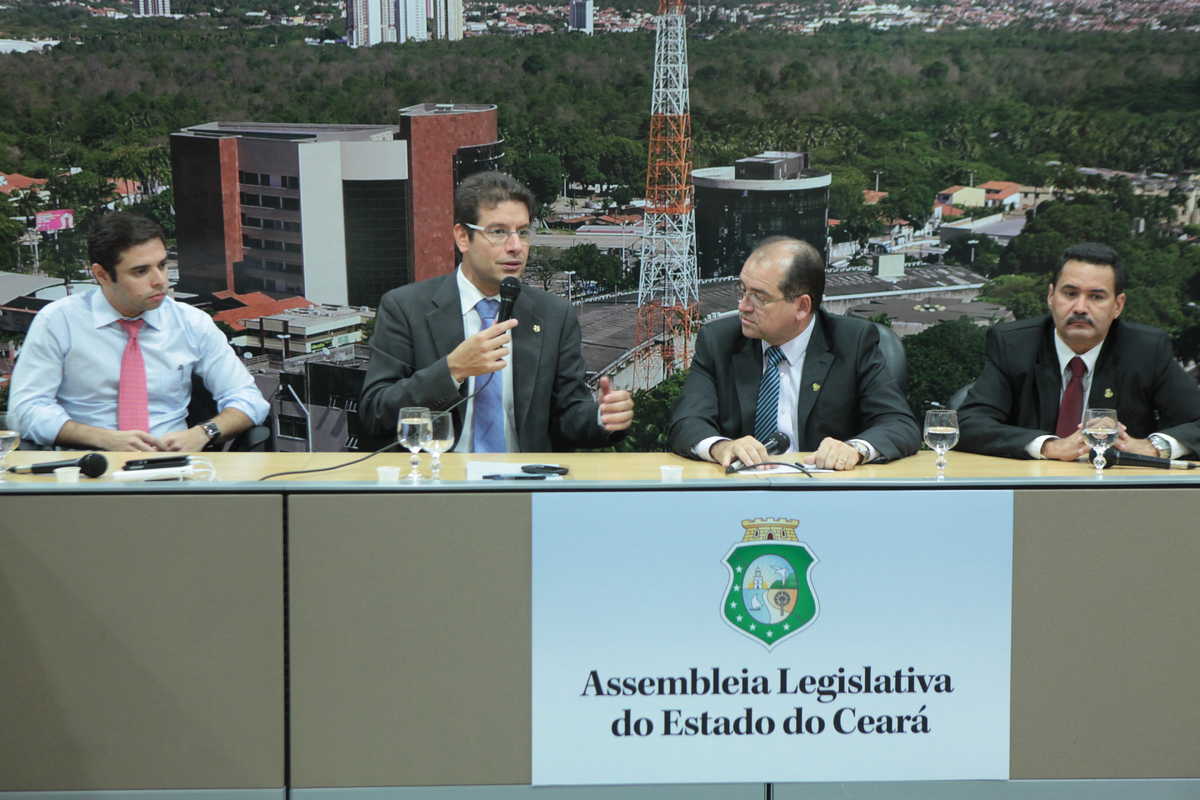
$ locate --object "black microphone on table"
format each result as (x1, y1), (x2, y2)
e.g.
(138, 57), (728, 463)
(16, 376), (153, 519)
(725, 431), (791, 474)
(1102, 448), (1197, 470)
(8, 452), (109, 478)
(498, 277), (521, 323)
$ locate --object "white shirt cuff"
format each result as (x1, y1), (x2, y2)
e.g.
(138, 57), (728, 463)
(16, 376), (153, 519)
(695, 436), (728, 462)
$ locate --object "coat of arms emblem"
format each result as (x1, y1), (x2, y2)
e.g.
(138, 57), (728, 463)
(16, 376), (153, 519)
(722, 518), (818, 649)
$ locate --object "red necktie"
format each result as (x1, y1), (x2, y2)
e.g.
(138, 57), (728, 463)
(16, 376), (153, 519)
(117, 319), (149, 432)
(1055, 356), (1086, 438)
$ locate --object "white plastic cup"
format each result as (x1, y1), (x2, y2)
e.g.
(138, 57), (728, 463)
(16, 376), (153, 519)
(659, 465), (684, 483)
(55, 466), (81, 484)
(376, 465), (401, 483)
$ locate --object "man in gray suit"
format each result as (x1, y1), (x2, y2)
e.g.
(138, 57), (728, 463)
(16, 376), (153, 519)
(359, 171), (633, 452)
(669, 237), (919, 470)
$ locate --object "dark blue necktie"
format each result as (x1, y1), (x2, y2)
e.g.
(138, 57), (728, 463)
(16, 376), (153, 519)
(472, 298), (506, 453)
(753, 345), (785, 443)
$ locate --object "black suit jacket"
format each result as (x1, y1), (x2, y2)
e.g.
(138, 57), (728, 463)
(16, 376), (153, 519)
(958, 316), (1200, 459)
(668, 312), (920, 461)
(359, 273), (618, 452)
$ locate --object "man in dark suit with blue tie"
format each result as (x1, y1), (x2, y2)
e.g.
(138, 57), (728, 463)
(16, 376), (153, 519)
(359, 171), (634, 452)
(668, 237), (919, 470)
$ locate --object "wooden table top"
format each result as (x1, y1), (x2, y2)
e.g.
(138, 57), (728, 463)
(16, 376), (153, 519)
(4, 448), (1197, 488)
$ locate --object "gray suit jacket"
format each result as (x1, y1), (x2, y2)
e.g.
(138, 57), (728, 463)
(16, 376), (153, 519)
(668, 312), (920, 461)
(359, 273), (618, 452)
(959, 316), (1200, 458)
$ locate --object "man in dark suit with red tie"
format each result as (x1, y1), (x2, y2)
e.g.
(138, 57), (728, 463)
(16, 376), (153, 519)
(958, 242), (1200, 460)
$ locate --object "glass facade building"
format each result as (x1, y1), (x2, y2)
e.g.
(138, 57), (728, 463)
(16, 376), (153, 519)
(693, 152), (831, 278)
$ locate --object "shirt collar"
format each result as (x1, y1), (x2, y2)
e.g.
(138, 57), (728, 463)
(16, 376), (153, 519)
(771, 316), (816, 366)
(456, 266), (498, 317)
(88, 286), (167, 331)
(1053, 330), (1103, 376)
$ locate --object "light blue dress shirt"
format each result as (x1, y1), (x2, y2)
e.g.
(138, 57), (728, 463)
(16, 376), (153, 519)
(9, 288), (270, 446)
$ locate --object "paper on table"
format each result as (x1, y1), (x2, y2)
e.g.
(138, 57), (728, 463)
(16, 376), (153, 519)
(734, 462), (832, 475)
(466, 461), (566, 481)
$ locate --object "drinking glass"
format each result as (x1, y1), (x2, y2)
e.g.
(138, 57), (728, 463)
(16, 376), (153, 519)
(0, 429), (17, 483)
(423, 411), (455, 481)
(923, 409), (959, 478)
(1082, 407), (1119, 473)
(397, 407), (431, 481)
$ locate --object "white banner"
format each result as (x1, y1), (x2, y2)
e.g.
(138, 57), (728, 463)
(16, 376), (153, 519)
(532, 490), (1013, 785)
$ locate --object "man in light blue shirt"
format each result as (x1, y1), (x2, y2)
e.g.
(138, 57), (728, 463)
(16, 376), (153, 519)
(9, 213), (269, 452)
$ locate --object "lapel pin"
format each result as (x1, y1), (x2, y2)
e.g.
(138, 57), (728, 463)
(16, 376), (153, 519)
(532, 324), (542, 334)
(1104, 388), (1114, 398)
(811, 382), (821, 392)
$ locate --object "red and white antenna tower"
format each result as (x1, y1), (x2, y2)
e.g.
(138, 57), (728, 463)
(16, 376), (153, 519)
(634, 0), (698, 385)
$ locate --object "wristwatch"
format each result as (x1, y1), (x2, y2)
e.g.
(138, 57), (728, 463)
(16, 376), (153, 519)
(201, 421), (222, 445)
(849, 440), (871, 464)
(1148, 433), (1171, 459)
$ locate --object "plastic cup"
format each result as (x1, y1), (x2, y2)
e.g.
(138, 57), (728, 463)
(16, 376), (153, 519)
(659, 465), (684, 483)
(376, 465), (401, 483)
(55, 466), (81, 483)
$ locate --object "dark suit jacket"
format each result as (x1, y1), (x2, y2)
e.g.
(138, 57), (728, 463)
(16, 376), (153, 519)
(958, 316), (1200, 459)
(668, 312), (920, 461)
(359, 273), (618, 452)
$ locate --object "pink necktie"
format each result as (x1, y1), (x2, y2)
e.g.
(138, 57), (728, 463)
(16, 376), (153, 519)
(117, 319), (149, 432)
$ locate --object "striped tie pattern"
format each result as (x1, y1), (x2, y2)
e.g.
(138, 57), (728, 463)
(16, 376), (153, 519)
(471, 298), (506, 453)
(753, 345), (785, 443)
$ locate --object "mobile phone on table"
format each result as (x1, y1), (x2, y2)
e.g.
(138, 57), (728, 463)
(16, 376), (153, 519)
(124, 455), (191, 470)
(522, 464), (569, 476)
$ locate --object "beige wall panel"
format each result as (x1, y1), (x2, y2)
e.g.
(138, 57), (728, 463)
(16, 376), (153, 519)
(288, 493), (532, 787)
(0, 495), (285, 790)
(1012, 488), (1200, 779)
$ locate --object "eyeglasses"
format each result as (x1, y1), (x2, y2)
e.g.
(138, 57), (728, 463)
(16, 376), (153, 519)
(736, 282), (792, 309)
(463, 222), (534, 245)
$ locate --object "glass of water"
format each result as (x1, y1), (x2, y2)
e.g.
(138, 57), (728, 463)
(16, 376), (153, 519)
(923, 409), (959, 479)
(1082, 407), (1119, 473)
(397, 407), (431, 482)
(0, 429), (17, 482)
(424, 411), (455, 481)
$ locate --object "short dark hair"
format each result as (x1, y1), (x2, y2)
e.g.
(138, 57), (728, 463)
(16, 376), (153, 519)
(1053, 242), (1126, 294)
(88, 212), (165, 278)
(453, 171), (536, 232)
(756, 236), (826, 309)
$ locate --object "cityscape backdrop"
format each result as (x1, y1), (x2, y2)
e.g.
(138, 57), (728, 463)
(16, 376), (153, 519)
(0, 0), (1197, 450)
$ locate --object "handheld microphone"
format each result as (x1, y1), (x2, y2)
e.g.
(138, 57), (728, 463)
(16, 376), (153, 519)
(8, 452), (109, 478)
(498, 277), (521, 323)
(726, 432), (791, 474)
(1103, 449), (1197, 470)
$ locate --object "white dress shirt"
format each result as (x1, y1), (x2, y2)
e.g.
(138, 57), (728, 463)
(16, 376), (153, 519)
(451, 267), (517, 452)
(9, 288), (269, 446)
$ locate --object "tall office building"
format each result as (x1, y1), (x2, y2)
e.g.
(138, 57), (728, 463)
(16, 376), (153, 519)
(170, 107), (500, 308)
(433, 0), (463, 41)
(568, 0), (593, 34)
(692, 150), (831, 277)
(134, 0), (171, 16)
(347, 0), (426, 46)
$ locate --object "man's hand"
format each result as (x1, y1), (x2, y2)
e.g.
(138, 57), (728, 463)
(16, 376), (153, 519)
(1040, 428), (1090, 461)
(160, 426), (211, 453)
(447, 318), (518, 383)
(803, 437), (862, 471)
(596, 376), (633, 432)
(710, 436), (770, 469)
(57, 421), (163, 452)
(1113, 423), (1160, 457)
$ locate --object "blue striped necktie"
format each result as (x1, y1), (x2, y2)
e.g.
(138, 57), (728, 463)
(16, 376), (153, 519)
(753, 345), (785, 443)
(472, 298), (506, 453)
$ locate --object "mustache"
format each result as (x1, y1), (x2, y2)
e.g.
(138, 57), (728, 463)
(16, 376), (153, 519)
(1066, 313), (1093, 326)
